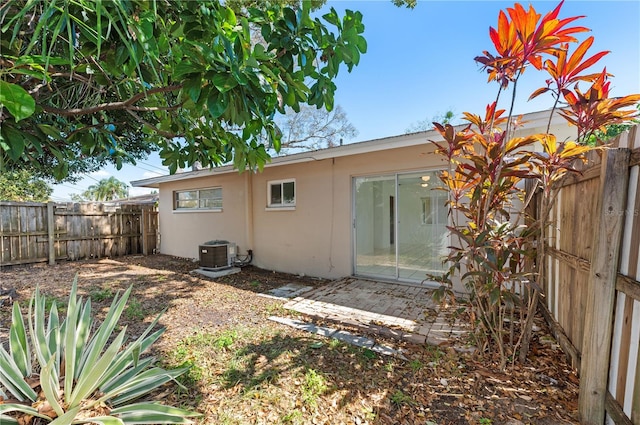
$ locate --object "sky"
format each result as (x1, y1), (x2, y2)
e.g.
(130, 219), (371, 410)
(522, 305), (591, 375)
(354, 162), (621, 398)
(51, 0), (640, 201)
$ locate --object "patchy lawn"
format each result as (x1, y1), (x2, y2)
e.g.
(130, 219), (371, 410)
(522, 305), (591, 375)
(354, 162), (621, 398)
(0, 255), (579, 424)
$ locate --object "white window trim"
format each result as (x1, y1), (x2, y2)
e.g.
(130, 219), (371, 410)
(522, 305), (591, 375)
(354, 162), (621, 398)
(267, 178), (296, 209)
(173, 208), (223, 214)
(174, 187), (223, 211)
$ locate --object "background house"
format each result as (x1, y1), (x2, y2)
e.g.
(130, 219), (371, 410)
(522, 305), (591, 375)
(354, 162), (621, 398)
(131, 109), (577, 289)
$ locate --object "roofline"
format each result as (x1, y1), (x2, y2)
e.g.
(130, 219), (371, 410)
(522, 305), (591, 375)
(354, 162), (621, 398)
(131, 108), (569, 188)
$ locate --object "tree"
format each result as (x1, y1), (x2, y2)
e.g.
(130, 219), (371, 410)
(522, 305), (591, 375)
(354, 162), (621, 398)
(276, 104), (358, 151)
(0, 170), (52, 202)
(405, 109), (457, 133)
(0, 1), (367, 181)
(431, 1), (640, 370)
(79, 177), (129, 201)
(587, 104), (640, 145)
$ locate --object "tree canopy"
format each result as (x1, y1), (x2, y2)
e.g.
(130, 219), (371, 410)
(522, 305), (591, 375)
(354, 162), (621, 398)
(0, 170), (52, 202)
(75, 176), (129, 201)
(0, 0), (368, 181)
(277, 104), (358, 151)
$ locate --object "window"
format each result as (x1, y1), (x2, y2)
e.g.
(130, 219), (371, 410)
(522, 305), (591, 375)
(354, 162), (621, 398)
(268, 179), (295, 208)
(421, 192), (448, 225)
(174, 188), (222, 210)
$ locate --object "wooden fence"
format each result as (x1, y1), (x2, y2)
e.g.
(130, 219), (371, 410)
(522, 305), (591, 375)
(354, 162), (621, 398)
(0, 202), (158, 267)
(541, 126), (640, 425)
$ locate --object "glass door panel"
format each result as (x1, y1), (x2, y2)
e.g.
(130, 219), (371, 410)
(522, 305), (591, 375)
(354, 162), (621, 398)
(397, 171), (448, 280)
(354, 175), (396, 278)
(354, 170), (448, 282)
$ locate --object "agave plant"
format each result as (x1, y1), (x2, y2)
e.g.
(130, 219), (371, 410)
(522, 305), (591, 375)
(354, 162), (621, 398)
(0, 277), (201, 424)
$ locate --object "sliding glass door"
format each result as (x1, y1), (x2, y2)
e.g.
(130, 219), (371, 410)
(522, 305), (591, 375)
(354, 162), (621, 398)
(353, 171), (448, 282)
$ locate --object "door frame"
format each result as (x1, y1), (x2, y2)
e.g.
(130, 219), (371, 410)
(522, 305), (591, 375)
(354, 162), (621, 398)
(351, 168), (448, 284)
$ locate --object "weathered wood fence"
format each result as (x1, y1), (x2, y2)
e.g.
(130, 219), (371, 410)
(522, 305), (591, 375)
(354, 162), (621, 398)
(540, 126), (640, 425)
(0, 202), (158, 267)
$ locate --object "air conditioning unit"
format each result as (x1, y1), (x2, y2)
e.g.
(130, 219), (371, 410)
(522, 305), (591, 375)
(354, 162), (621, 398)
(199, 241), (237, 270)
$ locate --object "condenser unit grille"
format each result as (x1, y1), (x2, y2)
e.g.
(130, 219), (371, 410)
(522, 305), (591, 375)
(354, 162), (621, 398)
(199, 242), (236, 270)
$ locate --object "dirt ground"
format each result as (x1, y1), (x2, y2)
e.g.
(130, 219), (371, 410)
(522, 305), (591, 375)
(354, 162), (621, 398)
(0, 254), (580, 425)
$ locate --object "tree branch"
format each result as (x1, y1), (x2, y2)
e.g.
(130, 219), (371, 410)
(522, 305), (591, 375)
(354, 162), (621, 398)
(41, 84), (183, 116)
(125, 109), (181, 139)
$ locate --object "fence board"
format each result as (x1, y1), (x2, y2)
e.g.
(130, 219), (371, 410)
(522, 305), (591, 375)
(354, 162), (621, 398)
(539, 127), (640, 425)
(0, 202), (157, 267)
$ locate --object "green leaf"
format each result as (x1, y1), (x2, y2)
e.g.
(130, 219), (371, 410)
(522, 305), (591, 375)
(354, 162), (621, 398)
(173, 61), (204, 79)
(0, 80), (36, 121)
(182, 76), (202, 103)
(69, 328), (126, 406)
(111, 402), (201, 417)
(77, 286), (131, 378)
(207, 92), (228, 118)
(9, 302), (30, 377)
(0, 414), (18, 424)
(212, 73), (238, 93)
(41, 355), (65, 418)
(77, 416), (125, 425)
(64, 278), (80, 404)
(322, 8), (341, 28)
(0, 404), (51, 422)
(2, 125), (26, 161)
(37, 124), (63, 140)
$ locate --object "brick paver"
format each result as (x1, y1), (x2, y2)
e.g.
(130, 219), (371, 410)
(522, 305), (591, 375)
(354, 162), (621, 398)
(284, 278), (472, 351)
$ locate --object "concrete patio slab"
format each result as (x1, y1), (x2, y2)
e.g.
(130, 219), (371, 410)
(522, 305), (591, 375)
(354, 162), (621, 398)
(268, 316), (407, 359)
(260, 283), (314, 300)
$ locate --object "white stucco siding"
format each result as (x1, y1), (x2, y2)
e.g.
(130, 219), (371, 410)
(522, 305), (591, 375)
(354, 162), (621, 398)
(157, 173), (249, 259)
(138, 110), (580, 284)
(247, 143), (447, 280)
(250, 159), (338, 277)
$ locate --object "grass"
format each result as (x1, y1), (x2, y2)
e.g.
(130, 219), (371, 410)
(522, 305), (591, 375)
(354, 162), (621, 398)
(89, 287), (114, 302)
(409, 358), (424, 371)
(390, 389), (414, 406)
(0, 256), (581, 424)
(124, 297), (145, 320)
(281, 409), (303, 424)
(301, 368), (328, 407)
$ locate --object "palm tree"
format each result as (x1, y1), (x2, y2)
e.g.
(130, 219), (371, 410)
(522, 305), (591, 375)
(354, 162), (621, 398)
(82, 177), (129, 201)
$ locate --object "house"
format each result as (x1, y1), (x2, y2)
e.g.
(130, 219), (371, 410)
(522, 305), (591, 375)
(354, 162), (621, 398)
(131, 109), (577, 289)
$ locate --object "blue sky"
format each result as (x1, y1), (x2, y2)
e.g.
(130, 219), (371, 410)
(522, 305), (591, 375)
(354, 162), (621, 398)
(51, 0), (640, 201)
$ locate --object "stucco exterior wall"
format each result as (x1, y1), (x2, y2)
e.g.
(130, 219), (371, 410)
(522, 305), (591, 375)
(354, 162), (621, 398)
(157, 172), (249, 259)
(149, 113), (579, 288)
(246, 142), (447, 280)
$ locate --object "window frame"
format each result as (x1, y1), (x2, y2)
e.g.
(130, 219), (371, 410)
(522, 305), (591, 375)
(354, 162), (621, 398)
(267, 178), (296, 209)
(173, 187), (223, 211)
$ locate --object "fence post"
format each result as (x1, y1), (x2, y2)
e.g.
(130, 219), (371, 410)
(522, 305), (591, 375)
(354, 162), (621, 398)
(47, 202), (56, 265)
(579, 148), (631, 424)
(141, 208), (148, 255)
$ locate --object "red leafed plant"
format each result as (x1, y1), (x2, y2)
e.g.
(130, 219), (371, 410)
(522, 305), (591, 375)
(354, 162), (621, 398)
(431, 0), (639, 369)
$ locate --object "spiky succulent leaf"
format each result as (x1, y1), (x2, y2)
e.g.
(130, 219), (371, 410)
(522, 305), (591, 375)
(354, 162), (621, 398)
(9, 302), (30, 376)
(63, 278), (80, 404)
(41, 355), (65, 418)
(109, 367), (190, 406)
(77, 286), (132, 379)
(0, 277), (198, 424)
(100, 313), (166, 390)
(0, 404), (52, 422)
(111, 403), (201, 417)
(76, 417), (125, 425)
(0, 345), (37, 401)
(69, 328), (127, 407)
